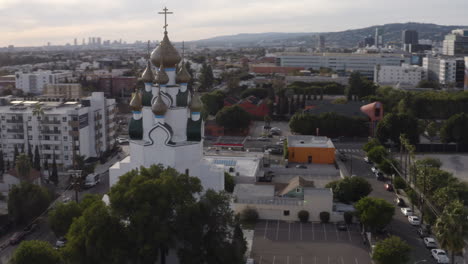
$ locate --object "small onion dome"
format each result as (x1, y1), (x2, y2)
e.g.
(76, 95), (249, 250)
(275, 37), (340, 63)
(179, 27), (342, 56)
(152, 92), (168, 116)
(189, 92), (203, 113)
(155, 62), (169, 85)
(129, 90), (142, 111)
(150, 32), (181, 68)
(140, 60), (155, 83)
(176, 63), (191, 83)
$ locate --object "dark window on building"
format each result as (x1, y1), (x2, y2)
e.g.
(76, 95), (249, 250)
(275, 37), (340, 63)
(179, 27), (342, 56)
(283, 210), (290, 216)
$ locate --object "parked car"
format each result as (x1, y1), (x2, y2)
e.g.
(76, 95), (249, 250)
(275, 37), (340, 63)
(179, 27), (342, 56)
(384, 183), (394, 192)
(371, 167), (379, 173)
(9, 232), (25, 245)
(401, 207), (413, 216)
(431, 249), (450, 263)
(423, 237), (438, 248)
(375, 172), (385, 181)
(417, 225), (431, 237)
(256, 137), (270, 141)
(295, 165), (307, 169)
(408, 215), (421, 225)
(339, 154), (348, 162)
(336, 222), (347, 231)
(23, 223), (39, 234)
(395, 197), (406, 207)
(55, 237), (67, 248)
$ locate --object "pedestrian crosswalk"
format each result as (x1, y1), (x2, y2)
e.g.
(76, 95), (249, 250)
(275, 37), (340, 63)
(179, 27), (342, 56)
(337, 149), (363, 153)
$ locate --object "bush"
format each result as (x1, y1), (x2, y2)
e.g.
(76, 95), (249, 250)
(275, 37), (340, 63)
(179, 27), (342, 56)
(319, 211), (330, 223)
(344, 211), (353, 224)
(224, 172), (235, 193)
(393, 176), (406, 190)
(240, 207), (259, 224)
(298, 210), (309, 223)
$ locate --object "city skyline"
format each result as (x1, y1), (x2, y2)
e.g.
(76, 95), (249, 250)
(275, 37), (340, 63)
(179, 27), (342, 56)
(1, 0), (468, 47)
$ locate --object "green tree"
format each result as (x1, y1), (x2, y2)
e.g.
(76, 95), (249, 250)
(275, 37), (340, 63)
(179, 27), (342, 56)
(201, 90), (226, 116)
(33, 146), (41, 171)
(416, 79), (440, 89)
(376, 113), (419, 145)
(8, 182), (51, 224)
(63, 200), (128, 264)
(240, 207), (258, 224)
(355, 197), (395, 232)
(298, 210), (309, 223)
(440, 112), (468, 144)
(198, 63), (214, 92)
(224, 172), (235, 193)
(215, 105), (252, 132)
(363, 138), (381, 153)
(15, 154), (31, 180)
(426, 121), (438, 140)
(240, 88), (269, 99)
(367, 146), (388, 164)
(319, 211), (330, 223)
(109, 165), (202, 263)
(434, 200), (468, 264)
(49, 151), (58, 186)
(175, 190), (246, 264)
(325, 177), (372, 203)
(27, 143), (33, 165)
(346, 72), (376, 100)
(48, 201), (82, 237)
(10, 240), (61, 264)
(372, 236), (411, 264)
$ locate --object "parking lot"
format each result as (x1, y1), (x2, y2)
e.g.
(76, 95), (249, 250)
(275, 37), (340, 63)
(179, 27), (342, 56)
(251, 220), (372, 264)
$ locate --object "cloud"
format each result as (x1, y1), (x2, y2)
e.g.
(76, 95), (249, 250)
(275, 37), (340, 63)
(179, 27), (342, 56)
(0, 0), (467, 46)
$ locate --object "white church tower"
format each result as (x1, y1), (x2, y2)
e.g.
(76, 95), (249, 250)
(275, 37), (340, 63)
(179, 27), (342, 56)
(109, 8), (224, 191)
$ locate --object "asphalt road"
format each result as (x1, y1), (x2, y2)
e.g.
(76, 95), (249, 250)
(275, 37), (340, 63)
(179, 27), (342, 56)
(335, 142), (436, 264)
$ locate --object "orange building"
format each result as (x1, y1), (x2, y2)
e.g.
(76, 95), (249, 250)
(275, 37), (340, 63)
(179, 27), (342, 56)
(287, 136), (335, 164)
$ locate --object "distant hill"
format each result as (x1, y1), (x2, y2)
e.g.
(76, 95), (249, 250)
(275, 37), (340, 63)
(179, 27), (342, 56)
(194, 22), (467, 48)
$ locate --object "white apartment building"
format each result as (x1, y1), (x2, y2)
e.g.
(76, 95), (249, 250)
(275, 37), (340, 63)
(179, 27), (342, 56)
(374, 64), (426, 87)
(275, 52), (407, 79)
(423, 56), (466, 87)
(0, 92), (116, 169)
(442, 29), (468, 56)
(15, 70), (73, 94)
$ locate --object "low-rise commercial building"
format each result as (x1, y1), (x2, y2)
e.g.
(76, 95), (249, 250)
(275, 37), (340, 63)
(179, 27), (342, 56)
(43, 83), (83, 98)
(443, 29), (468, 56)
(423, 56), (466, 87)
(287, 135), (335, 164)
(374, 64), (426, 87)
(0, 92), (116, 170)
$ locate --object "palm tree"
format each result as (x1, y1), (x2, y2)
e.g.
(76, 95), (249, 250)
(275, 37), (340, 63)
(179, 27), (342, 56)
(32, 103), (44, 179)
(15, 154), (31, 181)
(434, 200), (468, 263)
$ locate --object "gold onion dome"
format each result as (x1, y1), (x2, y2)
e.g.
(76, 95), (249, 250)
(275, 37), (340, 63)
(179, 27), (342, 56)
(176, 63), (191, 83)
(155, 62), (169, 85)
(150, 32), (181, 68)
(140, 60), (155, 83)
(189, 92), (203, 113)
(152, 91), (168, 116)
(129, 90), (143, 111)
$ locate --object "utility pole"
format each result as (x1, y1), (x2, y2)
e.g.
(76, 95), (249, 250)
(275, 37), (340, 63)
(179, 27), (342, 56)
(420, 165), (427, 225)
(69, 170), (82, 202)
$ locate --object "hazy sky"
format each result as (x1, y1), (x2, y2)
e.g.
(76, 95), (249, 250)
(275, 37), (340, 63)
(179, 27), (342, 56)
(1, 0), (467, 47)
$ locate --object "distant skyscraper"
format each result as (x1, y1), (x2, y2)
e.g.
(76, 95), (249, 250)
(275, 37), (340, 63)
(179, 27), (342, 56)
(375, 28), (384, 48)
(316, 35), (325, 51)
(74, 38), (78, 46)
(97, 37), (102, 46)
(402, 30), (418, 52)
(364, 36), (375, 47)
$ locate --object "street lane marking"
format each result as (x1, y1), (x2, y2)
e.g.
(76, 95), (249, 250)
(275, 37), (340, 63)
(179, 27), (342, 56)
(328, 256), (330, 264)
(315, 256), (317, 264)
(335, 223), (339, 240)
(301, 256), (303, 264)
(276, 220), (279, 240)
(273, 256), (276, 264)
(259, 256), (262, 264)
(341, 256), (344, 264)
(355, 257), (359, 264)
(287, 256), (290, 264)
(264, 220), (268, 239)
(288, 222), (291, 240)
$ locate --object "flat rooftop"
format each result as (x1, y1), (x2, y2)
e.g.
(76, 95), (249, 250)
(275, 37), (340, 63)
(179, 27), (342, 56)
(287, 135), (335, 148)
(233, 184), (275, 200)
(204, 156), (261, 178)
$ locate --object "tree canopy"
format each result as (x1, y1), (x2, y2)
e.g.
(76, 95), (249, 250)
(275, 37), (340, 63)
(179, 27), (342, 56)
(345, 72), (376, 100)
(240, 88), (269, 99)
(376, 113), (419, 145)
(355, 197), (395, 232)
(8, 182), (51, 224)
(325, 177), (372, 204)
(215, 105), (252, 132)
(48, 201), (82, 237)
(440, 112), (468, 144)
(372, 236), (411, 264)
(10, 240), (61, 264)
(289, 112), (368, 137)
(201, 90), (226, 116)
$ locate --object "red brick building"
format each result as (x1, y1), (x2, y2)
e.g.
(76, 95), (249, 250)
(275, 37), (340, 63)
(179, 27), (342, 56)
(98, 76), (137, 98)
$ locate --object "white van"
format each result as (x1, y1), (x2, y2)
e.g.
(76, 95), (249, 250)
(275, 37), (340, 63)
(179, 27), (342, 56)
(84, 173), (100, 188)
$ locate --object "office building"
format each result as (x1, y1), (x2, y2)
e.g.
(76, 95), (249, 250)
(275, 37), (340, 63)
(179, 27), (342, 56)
(15, 70), (73, 94)
(375, 28), (384, 48)
(443, 29), (468, 56)
(316, 35), (325, 51)
(402, 30), (418, 52)
(275, 52), (406, 79)
(374, 64), (426, 87)
(74, 38), (77, 46)
(0, 92), (116, 169)
(42, 83), (83, 98)
(364, 36), (375, 47)
(423, 56), (466, 87)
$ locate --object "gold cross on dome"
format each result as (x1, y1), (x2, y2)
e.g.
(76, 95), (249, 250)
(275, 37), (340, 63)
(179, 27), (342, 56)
(158, 7), (173, 33)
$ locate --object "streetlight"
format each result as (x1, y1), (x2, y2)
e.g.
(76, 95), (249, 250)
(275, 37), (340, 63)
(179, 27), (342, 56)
(414, 260), (426, 264)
